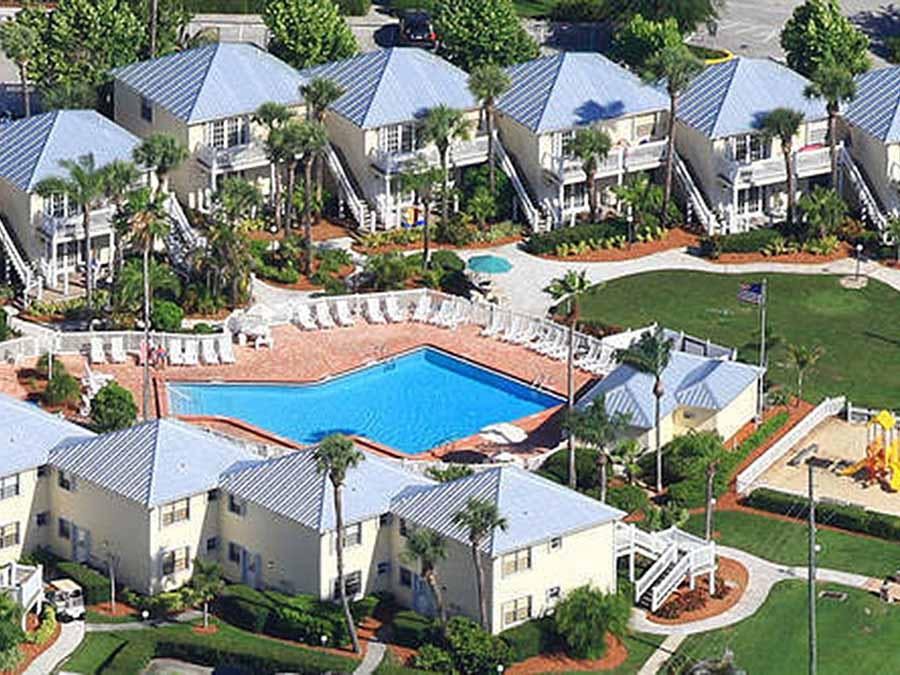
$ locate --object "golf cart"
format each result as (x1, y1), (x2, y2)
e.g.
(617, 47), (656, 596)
(45, 578), (85, 620)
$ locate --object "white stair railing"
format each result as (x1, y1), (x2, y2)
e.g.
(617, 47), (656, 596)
(650, 553), (692, 612)
(325, 143), (376, 231)
(0, 215), (39, 301)
(494, 135), (548, 232)
(165, 194), (205, 249)
(634, 543), (677, 602)
(839, 147), (890, 238)
(674, 152), (721, 234)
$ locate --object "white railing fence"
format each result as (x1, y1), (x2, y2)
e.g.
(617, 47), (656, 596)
(326, 143), (376, 231)
(674, 152), (721, 234)
(635, 543), (677, 602)
(494, 135), (546, 232)
(651, 553), (691, 612)
(735, 396), (847, 494)
(840, 147), (890, 238)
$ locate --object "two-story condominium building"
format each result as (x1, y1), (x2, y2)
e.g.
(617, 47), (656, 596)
(496, 52), (670, 227)
(0, 110), (144, 294)
(302, 48), (489, 230)
(675, 57), (830, 233)
(112, 43), (307, 212)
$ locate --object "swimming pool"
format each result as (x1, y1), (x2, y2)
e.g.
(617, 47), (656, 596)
(168, 348), (562, 455)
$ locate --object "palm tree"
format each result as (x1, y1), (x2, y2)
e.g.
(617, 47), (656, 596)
(397, 159), (443, 268)
(615, 327), (673, 493)
(796, 186), (846, 239)
(298, 121), (329, 272)
(401, 528), (448, 629)
(467, 63), (511, 196)
(301, 77), (344, 214)
(610, 438), (643, 486)
(564, 394), (630, 502)
(270, 120), (307, 234)
(642, 44), (703, 226)
(313, 434), (364, 654)
(786, 343), (824, 403)
(452, 497), (507, 631)
(255, 102), (293, 230)
(190, 558), (225, 629)
(206, 211), (253, 307)
(804, 60), (856, 188)
(545, 270), (592, 490)
(564, 128), (612, 223)
(760, 107), (805, 225)
(102, 160), (141, 284)
(0, 19), (39, 118)
(133, 134), (188, 197)
(889, 217), (900, 264)
(35, 154), (107, 307)
(115, 256), (179, 315)
(422, 105), (472, 228)
(612, 173), (664, 244)
(214, 176), (263, 225)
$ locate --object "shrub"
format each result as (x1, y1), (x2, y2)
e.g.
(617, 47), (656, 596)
(218, 586), (273, 633)
(698, 229), (782, 257)
(888, 35), (900, 63)
(26, 606), (56, 645)
(426, 464), (474, 482)
(350, 594), (380, 621)
(666, 478), (709, 509)
(611, 15), (682, 69)
(656, 588), (708, 619)
(607, 484), (650, 515)
(665, 432), (727, 484)
(335, 0), (370, 15)
(269, 606), (340, 646)
(412, 644), (455, 672)
(443, 616), (511, 673)
(192, 323), (216, 335)
(0, 310), (10, 341)
(365, 252), (413, 290)
(500, 616), (559, 662)
(435, 213), (477, 246)
(392, 610), (434, 648)
(43, 371), (80, 407)
(537, 446), (600, 492)
(91, 382), (137, 432)
(0, 646), (20, 672)
(550, 0), (607, 21)
(56, 561), (110, 605)
(554, 586), (630, 660)
(524, 221), (626, 255)
(257, 264), (300, 285)
(151, 299), (184, 332)
(429, 249), (465, 273)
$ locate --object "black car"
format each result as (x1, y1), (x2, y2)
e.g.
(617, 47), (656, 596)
(397, 11), (437, 49)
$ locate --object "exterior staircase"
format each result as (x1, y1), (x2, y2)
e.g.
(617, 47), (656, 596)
(494, 135), (552, 232)
(164, 194), (206, 272)
(0, 215), (42, 304)
(839, 147), (893, 240)
(325, 142), (378, 231)
(674, 152), (722, 235)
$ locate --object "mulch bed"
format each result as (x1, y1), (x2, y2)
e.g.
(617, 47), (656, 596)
(192, 625), (219, 635)
(647, 557), (749, 625)
(537, 228), (699, 262)
(709, 242), (852, 265)
(89, 601), (138, 618)
(353, 235), (523, 256)
(247, 219), (354, 243)
(6, 622), (61, 675)
(259, 262), (354, 292)
(506, 633), (628, 673)
(725, 400), (813, 479)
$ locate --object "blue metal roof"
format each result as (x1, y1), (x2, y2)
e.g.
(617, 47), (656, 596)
(678, 57), (828, 139)
(0, 110), (141, 192)
(221, 447), (433, 532)
(391, 466), (624, 556)
(0, 395), (93, 478)
(49, 419), (255, 507)
(302, 48), (477, 129)
(577, 351), (761, 429)
(113, 43), (306, 124)
(845, 67), (900, 143)
(499, 52), (669, 133)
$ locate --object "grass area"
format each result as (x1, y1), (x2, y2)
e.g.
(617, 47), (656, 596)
(84, 610), (139, 624)
(63, 620), (356, 674)
(579, 272), (900, 408)
(685, 510), (900, 578)
(513, 0), (556, 17)
(671, 581), (900, 674)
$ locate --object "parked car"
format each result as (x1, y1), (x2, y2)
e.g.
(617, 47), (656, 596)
(45, 578), (85, 620)
(397, 10), (437, 49)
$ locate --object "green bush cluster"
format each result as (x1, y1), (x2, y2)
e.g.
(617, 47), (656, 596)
(523, 220), (628, 255)
(607, 484), (650, 514)
(360, 228), (423, 250)
(699, 229), (783, 258)
(56, 561), (110, 605)
(392, 609), (435, 648)
(151, 299), (184, 332)
(537, 446), (601, 492)
(335, 0), (370, 15)
(549, 0), (608, 21)
(43, 371), (80, 408)
(26, 606), (56, 645)
(256, 264), (300, 285)
(499, 616), (559, 662)
(90, 381), (137, 432)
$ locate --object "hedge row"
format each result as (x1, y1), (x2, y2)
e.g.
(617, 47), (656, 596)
(56, 562), (110, 606)
(744, 488), (900, 541)
(499, 616), (560, 662)
(392, 609), (435, 648)
(699, 229), (782, 257)
(523, 221), (626, 255)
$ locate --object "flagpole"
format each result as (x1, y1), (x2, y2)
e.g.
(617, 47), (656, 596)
(757, 278), (767, 423)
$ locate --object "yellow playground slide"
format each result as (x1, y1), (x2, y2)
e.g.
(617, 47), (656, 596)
(887, 440), (900, 491)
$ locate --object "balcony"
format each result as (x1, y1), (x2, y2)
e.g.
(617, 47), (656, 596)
(369, 134), (490, 174)
(724, 146), (832, 187)
(0, 562), (43, 615)
(543, 139), (668, 183)
(197, 139), (270, 172)
(40, 206), (115, 241)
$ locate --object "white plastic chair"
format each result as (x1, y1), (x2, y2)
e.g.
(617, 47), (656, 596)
(110, 336), (127, 364)
(411, 294), (432, 322)
(335, 300), (355, 327)
(385, 296), (407, 323)
(183, 340), (199, 366)
(315, 302), (337, 329)
(218, 334), (236, 364)
(365, 297), (387, 324)
(89, 338), (106, 364)
(201, 339), (219, 365)
(292, 304), (317, 331)
(168, 338), (185, 366)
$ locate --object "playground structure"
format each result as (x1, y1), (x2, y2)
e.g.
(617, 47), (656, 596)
(840, 410), (900, 492)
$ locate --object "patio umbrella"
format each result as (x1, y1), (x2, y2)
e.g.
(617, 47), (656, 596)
(467, 254), (512, 275)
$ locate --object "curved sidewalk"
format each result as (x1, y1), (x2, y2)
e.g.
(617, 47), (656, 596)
(25, 619), (84, 675)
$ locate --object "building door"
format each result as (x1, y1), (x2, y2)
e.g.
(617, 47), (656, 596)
(71, 525), (91, 563)
(411, 574), (436, 618)
(240, 549), (262, 589)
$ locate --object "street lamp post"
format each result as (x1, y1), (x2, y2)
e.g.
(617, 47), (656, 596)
(855, 243), (863, 281)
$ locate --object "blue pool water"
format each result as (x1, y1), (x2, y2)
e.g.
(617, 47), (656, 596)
(168, 348), (562, 454)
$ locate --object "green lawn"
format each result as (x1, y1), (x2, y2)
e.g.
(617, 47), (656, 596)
(685, 511), (900, 578)
(671, 581), (900, 674)
(513, 0), (556, 17)
(578, 272), (900, 408)
(84, 609), (139, 624)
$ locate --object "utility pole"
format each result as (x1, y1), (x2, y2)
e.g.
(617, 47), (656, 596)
(705, 459), (718, 541)
(149, 0), (159, 58)
(757, 278), (768, 423)
(808, 459), (817, 675)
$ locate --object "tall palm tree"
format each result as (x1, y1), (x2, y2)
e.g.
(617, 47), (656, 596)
(397, 158), (443, 269)
(401, 528), (448, 629)
(615, 327), (673, 493)
(452, 497), (507, 631)
(35, 154), (107, 307)
(206, 210), (252, 307)
(760, 107), (805, 225)
(301, 77), (344, 214)
(298, 121), (329, 272)
(564, 394), (631, 502)
(610, 438), (643, 486)
(545, 270), (592, 490)
(805, 60), (856, 188)
(270, 120), (307, 234)
(642, 44), (703, 226)
(422, 105), (472, 228)
(564, 128), (612, 223)
(102, 160), (141, 284)
(133, 134), (188, 197)
(786, 343), (824, 403)
(189, 558), (225, 629)
(214, 176), (263, 225)
(0, 19), (39, 118)
(255, 102), (293, 230)
(467, 63), (511, 196)
(313, 433), (364, 654)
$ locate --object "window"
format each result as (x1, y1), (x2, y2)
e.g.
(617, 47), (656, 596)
(399, 567), (412, 587)
(162, 547), (190, 575)
(502, 547), (532, 576)
(36, 512), (49, 527)
(228, 495), (245, 516)
(546, 587), (561, 603)
(207, 489), (219, 502)
(0, 523), (18, 549)
(555, 129), (577, 158)
(37, 465), (48, 478)
(140, 96), (153, 123)
(44, 193), (66, 218)
(342, 523), (362, 548)
(808, 123), (828, 144)
(563, 182), (586, 210)
(58, 518), (71, 540)
(210, 120), (226, 149)
(399, 519), (408, 537)
(0, 474), (19, 500)
(58, 470), (75, 492)
(549, 536), (562, 551)
(379, 513), (393, 528)
(634, 115), (655, 139)
(161, 498), (190, 526)
(737, 185), (763, 215)
(206, 537), (219, 553)
(380, 125), (401, 153)
(733, 134), (769, 163)
(333, 571), (362, 599)
(502, 596), (531, 627)
(400, 123), (418, 153)
(377, 562), (391, 576)
(228, 542), (242, 563)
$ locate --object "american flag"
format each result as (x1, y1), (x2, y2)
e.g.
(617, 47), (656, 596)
(737, 282), (764, 305)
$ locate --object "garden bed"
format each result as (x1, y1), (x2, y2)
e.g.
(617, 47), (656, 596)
(647, 557), (748, 625)
(506, 633), (628, 673)
(259, 262), (355, 291)
(538, 227), (698, 262)
(354, 234), (522, 256)
(11, 621), (61, 675)
(706, 242), (852, 265)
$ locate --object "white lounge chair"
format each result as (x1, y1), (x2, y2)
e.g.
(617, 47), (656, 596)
(89, 338), (105, 364)
(218, 334), (236, 364)
(430, 300), (454, 326)
(481, 310), (506, 337)
(201, 338), (219, 365)
(385, 296), (407, 323)
(315, 302), (337, 329)
(447, 301), (469, 328)
(411, 294), (432, 322)
(510, 320), (540, 345)
(365, 297), (387, 324)
(575, 342), (600, 369)
(335, 300), (355, 327)
(292, 304), (317, 331)
(183, 339), (199, 366)
(500, 316), (523, 342)
(109, 336), (127, 364)
(168, 338), (184, 366)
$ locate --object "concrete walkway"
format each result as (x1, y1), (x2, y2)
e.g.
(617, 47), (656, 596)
(25, 618), (85, 675)
(637, 634), (685, 675)
(354, 641), (386, 675)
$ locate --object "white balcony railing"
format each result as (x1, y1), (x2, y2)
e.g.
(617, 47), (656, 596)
(0, 563), (43, 612)
(727, 146), (833, 186)
(543, 139), (667, 183)
(197, 139), (270, 171)
(40, 206), (115, 240)
(369, 135), (490, 174)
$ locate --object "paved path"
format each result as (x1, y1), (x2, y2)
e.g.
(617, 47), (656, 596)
(354, 641), (386, 675)
(25, 618), (84, 675)
(637, 634), (686, 675)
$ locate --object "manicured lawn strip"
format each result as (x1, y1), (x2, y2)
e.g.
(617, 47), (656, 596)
(513, 0), (556, 17)
(579, 272), (900, 408)
(63, 621), (357, 674)
(685, 510), (900, 578)
(84, 610), (139, 624)
(671, 582), (900, 674)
